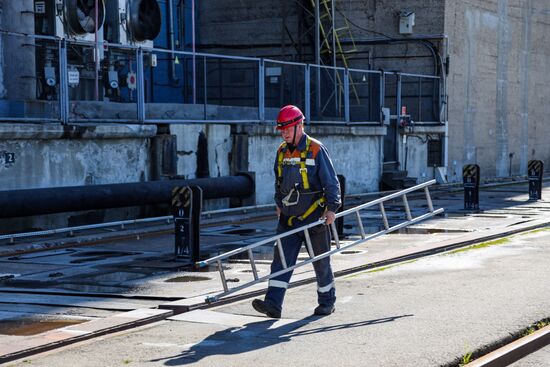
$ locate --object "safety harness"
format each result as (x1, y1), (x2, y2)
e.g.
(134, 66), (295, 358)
(277, 137), (326, 226)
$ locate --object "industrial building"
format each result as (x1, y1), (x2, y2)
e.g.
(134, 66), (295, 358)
(0, 0), (548, 231)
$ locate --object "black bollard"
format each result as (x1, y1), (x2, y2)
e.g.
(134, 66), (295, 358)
(172, 186), (203, 263)
(463, 164), (480, 210)
(528, 160), (544, 201)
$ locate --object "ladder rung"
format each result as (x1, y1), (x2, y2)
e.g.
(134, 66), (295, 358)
(330, 222), (340, 248)
(380, 202), (390, 230)
(217, 260), (228, 292)
(424, 187), (434, 212)
(247, 249), (259, 280)
(276, 239), (288, 268)
(303, 228), (315, 259)
(355, 211), (366, 239)
(402, 194), (413, 221)
(334, 27), (350, 33)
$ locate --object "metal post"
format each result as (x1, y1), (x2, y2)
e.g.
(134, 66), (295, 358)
(136, 48), (146, 123)
(305, 64), (311, 124)
(59, 39), (69, 124)
(380, 72), (385, 125)
(172, 186), (203, 263)
(94, 0), (99, 101)
(314, 0), (321, 118)
(259, 59), (265, 121)
(418, 77), (422, 122)
(203, 56), (207, 119)
(344, 68), (350, 122)
(191, 0), (196, 104)
(331, 0), (338, 117)
(396, 73), (402, 164)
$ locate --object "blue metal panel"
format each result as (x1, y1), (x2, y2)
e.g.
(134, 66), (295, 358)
(145, 0), (196, 103)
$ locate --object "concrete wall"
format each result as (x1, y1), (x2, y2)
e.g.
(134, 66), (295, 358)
(0, 124), (156, 190)
(0, 123), (157, 231)
(445, 0), (550, 181)
(237, 125), (385, 205)
(169, 124), (231, 180)
(169, 123), (232, 209)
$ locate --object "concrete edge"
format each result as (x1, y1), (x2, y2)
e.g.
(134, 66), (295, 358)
(0, 123), (157, 140)
(0, 308), (172, 364)
(466, 325), (550, 367)
(159, 218), (550, 314)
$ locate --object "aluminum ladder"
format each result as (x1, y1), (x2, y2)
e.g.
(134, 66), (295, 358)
(198, 180), (444, 303)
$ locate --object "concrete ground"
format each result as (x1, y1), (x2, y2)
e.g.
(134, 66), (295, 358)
(5, 225), (550, 366)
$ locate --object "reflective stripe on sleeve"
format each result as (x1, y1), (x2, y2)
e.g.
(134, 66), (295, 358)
(268, 280), (289, 289)
(317, 281), (334, 293)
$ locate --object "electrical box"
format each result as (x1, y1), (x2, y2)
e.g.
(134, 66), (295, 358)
(399, 11), (415, 35)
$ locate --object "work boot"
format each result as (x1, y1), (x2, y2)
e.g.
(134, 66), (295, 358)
(314, 304), (335, 316)
(252, 299), (281, 319)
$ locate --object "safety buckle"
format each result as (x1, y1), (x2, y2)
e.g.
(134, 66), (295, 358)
(299, 167), (308, 174)
(282, 188), (300, 207)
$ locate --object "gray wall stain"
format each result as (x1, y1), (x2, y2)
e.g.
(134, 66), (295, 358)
(519, 0), (532, 175)
(464, 8), (477, 164)
(496, 0), (510, 177)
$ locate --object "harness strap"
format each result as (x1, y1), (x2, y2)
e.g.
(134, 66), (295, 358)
(299, 138), (311, 190)
(277, 138), (312, 188)
(287, 197), (326, 226)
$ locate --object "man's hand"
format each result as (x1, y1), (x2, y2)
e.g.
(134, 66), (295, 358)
(276, 206), (281, 217)
(321, 210), (336, 225)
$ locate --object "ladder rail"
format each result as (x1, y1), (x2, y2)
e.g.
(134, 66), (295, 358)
(205, 207), (444, 303)
(198, 179), (438, 268)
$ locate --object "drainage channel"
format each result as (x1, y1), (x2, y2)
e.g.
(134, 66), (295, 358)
(444, 318), (550, 367)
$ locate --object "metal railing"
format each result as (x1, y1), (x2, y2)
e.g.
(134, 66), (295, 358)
(198, 180), (444, 303)
(0, 31), (443, 125)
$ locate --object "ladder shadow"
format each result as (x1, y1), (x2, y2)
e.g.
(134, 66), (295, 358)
(154, 313), (413, 365)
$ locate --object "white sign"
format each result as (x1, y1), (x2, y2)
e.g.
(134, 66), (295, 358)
(127, 72), (137, 90)
(68, 69), (80, 86)
(266, 67), (282, 77)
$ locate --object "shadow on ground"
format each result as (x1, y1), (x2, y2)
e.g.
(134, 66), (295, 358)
(153, 313), (413, 365)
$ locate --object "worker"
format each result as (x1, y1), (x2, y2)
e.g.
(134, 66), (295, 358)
(252, 105), (341, 318)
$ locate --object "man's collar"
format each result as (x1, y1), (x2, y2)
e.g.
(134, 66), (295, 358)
(296, 133), (308, 150)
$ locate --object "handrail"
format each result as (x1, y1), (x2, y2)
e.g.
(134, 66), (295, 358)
(0, 30), (442, 124)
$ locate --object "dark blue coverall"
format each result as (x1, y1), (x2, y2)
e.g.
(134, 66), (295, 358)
(264, 133), (341, 313)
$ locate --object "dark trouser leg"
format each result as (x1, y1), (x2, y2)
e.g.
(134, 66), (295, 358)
(310, 224), (336, 307)
(264, 228), (302, 311)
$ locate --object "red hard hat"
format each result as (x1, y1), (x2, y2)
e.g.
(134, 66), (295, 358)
(276, 105), (304, 130)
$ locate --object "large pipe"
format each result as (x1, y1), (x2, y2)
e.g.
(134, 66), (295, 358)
(0, 175), (254, 218)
